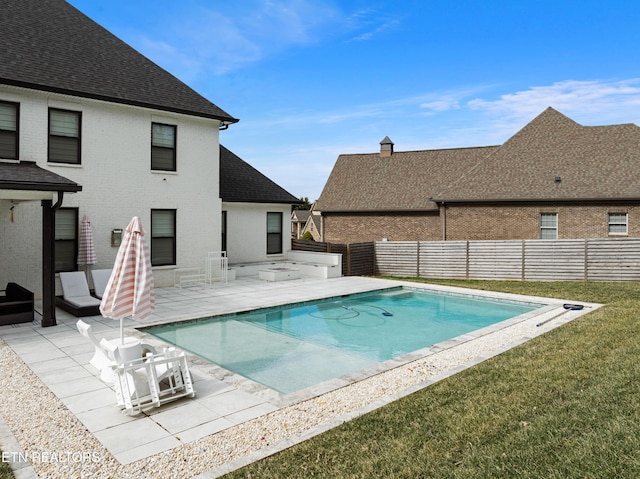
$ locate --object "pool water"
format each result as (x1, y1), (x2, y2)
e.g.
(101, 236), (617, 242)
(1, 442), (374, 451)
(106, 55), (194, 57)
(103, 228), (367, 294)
(145, 288), (542, 394)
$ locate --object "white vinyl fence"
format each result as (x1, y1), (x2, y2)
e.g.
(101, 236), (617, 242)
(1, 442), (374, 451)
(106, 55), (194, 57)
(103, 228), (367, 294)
(375, 238), (640, 281)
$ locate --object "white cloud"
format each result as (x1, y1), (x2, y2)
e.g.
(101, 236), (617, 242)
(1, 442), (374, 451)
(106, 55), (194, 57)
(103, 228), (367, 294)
(130, 1), (343, 80)
(467, 79), (640, 124)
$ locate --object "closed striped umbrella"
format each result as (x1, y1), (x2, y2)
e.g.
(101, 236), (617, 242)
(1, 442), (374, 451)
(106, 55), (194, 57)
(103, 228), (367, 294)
(77, 215), (97, 266)
(100, 217), (155, 342)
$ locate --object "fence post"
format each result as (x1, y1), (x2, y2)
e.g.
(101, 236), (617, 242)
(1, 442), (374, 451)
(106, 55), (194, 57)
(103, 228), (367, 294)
(465, 240), (470, 279)
(346, 243), (351, 276)
(416, 241), (421, 277)
(521, 240), (526, 281)
(584, 239), (589, 281)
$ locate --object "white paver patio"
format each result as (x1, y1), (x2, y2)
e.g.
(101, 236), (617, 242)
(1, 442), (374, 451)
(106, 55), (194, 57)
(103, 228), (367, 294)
(0, 276), (395, 465)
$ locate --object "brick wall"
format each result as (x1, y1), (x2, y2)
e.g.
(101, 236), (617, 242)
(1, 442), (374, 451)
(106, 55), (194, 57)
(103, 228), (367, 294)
(321, 202), (640, 243)
(323, 212), (441, 243)
(445, 203), (640, 240)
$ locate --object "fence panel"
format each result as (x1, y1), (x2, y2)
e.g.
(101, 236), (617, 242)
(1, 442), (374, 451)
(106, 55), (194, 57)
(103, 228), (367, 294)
(586, 238), (640, 281)
(291, 239), (329, 253)
(296, 238), (640, 281)
(419, 241), (468, 279)
(348, 242), (376, 276)
(375, 241), (419, 276)
(524, 239), (586, 281)
(468, 240), (523, 280)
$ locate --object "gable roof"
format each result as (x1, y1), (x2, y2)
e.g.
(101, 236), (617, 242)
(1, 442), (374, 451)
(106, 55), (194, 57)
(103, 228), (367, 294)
(315, 107), (640, 212)
(314, 145), (499, 212)
(220, 145), (301, 204)
(0, 0), (237, 123)
(292, 210), (312, 222)
(437, 107), (640, 202)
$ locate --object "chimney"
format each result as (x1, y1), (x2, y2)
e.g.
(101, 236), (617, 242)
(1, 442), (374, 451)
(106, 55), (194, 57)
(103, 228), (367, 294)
(379, 136), (394, 157)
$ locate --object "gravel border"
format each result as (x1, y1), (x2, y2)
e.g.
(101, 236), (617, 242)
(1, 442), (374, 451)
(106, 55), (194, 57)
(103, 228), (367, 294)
(0, 296), (599, 479)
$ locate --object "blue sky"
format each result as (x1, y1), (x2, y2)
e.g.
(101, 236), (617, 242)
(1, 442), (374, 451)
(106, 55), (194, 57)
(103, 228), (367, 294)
(69, 0), (640, 201)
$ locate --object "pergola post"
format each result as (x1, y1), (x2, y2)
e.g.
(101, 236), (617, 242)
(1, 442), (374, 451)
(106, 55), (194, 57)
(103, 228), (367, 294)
(41, 199), (56, 327)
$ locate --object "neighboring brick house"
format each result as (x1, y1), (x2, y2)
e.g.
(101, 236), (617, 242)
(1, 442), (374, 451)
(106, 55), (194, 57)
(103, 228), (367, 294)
(291, 209), (311, 239)
(314, 108), (640, 243)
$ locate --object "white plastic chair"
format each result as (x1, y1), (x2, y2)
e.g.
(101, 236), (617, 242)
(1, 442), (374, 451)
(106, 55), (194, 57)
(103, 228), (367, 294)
(205, 251), (228, 284)
(110, 348), (195, 415)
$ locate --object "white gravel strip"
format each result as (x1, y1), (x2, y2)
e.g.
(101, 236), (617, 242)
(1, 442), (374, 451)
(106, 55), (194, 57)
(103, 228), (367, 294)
(0, 301), (598, 479)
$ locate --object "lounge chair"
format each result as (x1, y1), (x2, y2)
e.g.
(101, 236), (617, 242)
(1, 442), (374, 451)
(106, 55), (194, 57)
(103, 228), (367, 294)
(56, 271), (101, 317)
(90, 269), (112, 299)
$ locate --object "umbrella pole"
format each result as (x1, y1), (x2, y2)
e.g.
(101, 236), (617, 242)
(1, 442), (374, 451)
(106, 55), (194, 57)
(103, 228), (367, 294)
(120, 319), (124, 344)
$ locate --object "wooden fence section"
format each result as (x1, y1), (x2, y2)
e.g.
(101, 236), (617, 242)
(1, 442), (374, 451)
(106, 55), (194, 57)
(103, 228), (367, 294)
(375, 238), (640, 281)
(291, 239), (375, 276)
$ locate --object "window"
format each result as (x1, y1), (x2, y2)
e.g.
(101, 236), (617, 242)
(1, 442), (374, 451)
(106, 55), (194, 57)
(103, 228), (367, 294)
(608, 212), (628, 235)
(267, 212), (283, 254)
(151, 209), (176, 266)
(540, 213), (558, 239)
(49, 109), (81, 164)
(0, 101), (18, 160)
(151, 123), (176, 171)
(55, 208), (78, 272)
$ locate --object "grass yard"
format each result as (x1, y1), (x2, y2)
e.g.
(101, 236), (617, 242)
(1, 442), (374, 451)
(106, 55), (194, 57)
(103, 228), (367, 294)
(226, 280), (640, 478)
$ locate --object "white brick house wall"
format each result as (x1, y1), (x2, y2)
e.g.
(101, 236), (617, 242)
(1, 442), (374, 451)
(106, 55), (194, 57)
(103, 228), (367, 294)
(0, 85), (223, 294)
(223, 202), (292, 264)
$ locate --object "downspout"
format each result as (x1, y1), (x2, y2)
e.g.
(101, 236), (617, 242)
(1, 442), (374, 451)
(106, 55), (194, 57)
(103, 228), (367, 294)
(41, 191), (64, 327)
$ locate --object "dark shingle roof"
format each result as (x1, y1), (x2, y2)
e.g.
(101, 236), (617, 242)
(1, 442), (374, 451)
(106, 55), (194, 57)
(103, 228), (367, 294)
(220, 145), (301, 204)
(0, 0), (237, 123)
(438, 107), (640, 201)
(314, 145), (499, 212)
(0, 161), (81, 192)
(315, 107), (640, 212)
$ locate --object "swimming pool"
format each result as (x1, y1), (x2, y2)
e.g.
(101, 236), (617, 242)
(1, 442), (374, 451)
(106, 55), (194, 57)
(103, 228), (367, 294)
(145, 287), (543, 394)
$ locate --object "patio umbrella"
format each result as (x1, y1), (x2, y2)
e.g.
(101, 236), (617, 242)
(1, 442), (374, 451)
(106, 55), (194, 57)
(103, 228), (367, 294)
(100, 216), (155, 343)
(77, 215), (97, 267)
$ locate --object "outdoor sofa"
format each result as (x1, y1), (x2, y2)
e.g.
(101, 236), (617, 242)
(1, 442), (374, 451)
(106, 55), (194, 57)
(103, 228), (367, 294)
(0, 282), (34, 325)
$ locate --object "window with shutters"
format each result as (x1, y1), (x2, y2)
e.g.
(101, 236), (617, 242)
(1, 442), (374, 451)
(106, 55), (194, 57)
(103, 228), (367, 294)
(49, 109), (81, 164)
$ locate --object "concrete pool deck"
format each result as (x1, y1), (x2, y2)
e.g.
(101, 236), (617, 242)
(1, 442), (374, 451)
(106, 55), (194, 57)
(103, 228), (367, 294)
(0, 276), (600, 478)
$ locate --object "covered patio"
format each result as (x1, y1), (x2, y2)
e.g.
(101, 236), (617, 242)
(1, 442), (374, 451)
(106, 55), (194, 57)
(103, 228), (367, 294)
(0, 160), (82, 327)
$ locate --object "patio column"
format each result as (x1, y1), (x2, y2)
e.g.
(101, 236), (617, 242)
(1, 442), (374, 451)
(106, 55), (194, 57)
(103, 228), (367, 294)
(41, 198), (56, 327)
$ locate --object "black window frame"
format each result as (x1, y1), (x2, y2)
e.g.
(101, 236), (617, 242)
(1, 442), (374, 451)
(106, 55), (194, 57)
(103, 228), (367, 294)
(151, 209), (177, 266)
(55, 207), (78, 273)
(151, 122), (177, 171)
(266, 212), (283, 255)
(0, 100), (19, 160)
(48, 108), (82, 165)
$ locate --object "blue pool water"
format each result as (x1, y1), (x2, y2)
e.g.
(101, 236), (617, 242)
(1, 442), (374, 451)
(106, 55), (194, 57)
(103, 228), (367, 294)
(145, 288), (542, 394)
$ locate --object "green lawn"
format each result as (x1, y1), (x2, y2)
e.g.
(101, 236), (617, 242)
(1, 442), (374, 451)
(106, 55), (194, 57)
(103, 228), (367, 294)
(226, 280), (640, 478)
